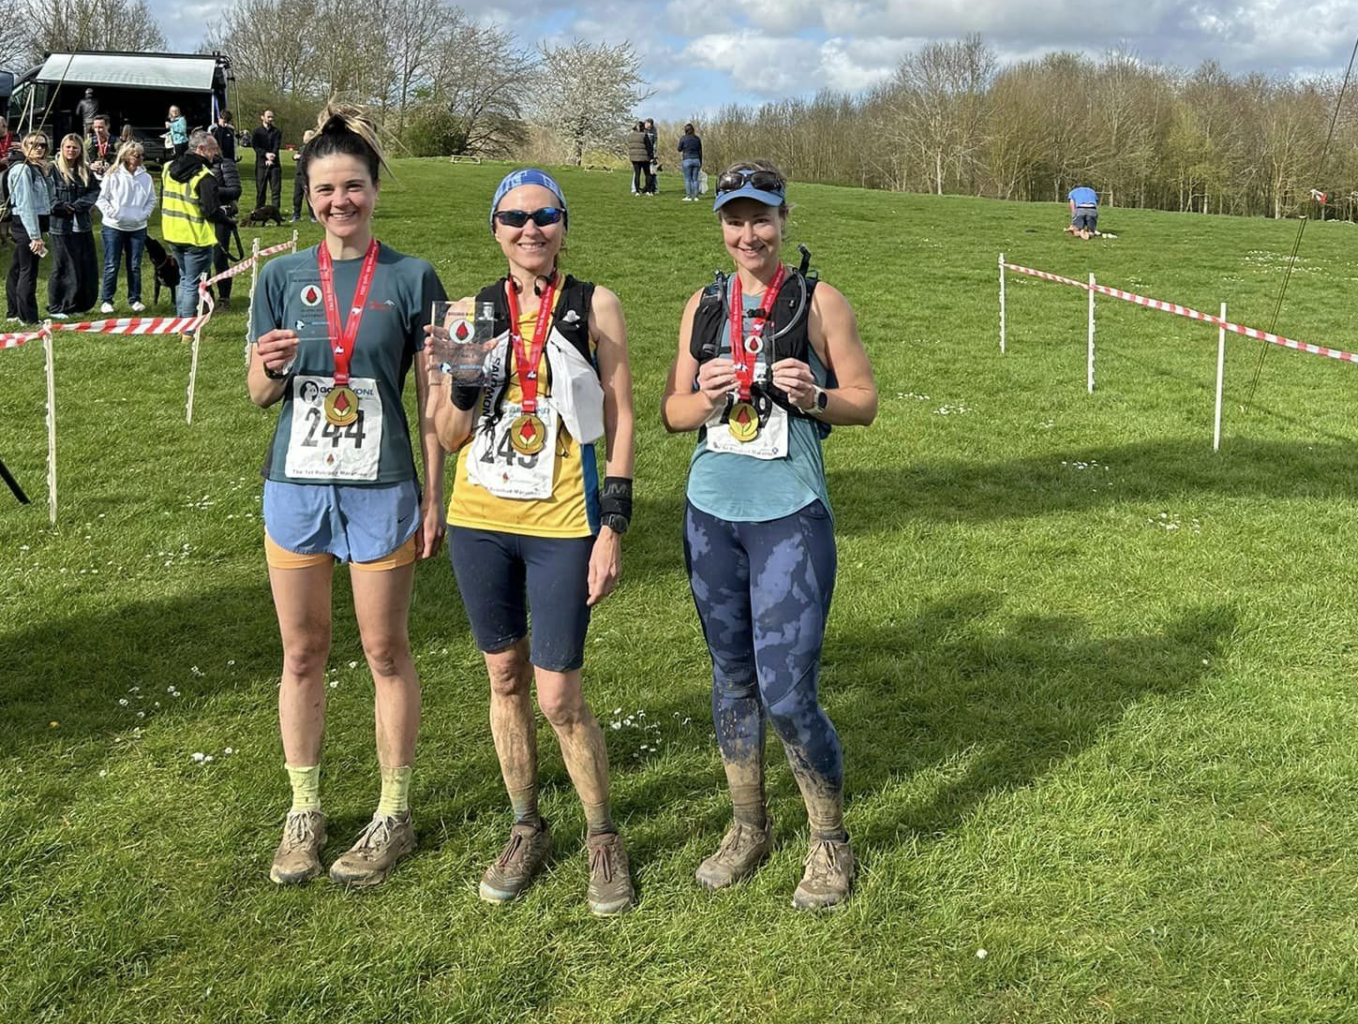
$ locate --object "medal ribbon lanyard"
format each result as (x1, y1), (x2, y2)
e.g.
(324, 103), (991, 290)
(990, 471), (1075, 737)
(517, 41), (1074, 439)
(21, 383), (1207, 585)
(728, 263), (786, 401)
(504, 274), (559, 413)
(317, 238), (380, 386)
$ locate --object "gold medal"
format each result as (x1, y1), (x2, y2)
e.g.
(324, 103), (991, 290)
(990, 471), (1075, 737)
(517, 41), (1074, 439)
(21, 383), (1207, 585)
(510, 413), (547, 455)
(727, 400), (760, 443)
(324, 385), (359, 426)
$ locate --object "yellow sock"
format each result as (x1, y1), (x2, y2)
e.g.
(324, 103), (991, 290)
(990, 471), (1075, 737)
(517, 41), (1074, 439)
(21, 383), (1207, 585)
(286, 764), (321, 813)
(377, 765), (412, 818)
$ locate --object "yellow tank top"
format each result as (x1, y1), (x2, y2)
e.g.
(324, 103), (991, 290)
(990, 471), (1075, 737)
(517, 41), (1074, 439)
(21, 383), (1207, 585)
(447, 290), (600, 538)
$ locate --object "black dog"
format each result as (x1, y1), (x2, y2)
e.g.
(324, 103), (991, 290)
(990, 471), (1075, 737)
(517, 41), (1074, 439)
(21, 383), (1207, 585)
(143, 236), (181, 309)
(242, 205), (283, 227)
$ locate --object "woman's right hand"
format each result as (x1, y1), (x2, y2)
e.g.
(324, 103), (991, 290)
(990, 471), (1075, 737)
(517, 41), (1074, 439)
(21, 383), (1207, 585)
(695, 357), (736, 406)
(28, 239), (44, 256)
(256, 328), (299, 375)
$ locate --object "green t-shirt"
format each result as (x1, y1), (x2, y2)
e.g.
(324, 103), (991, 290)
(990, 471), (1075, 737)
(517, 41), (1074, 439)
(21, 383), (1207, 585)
(252, 243), (447, 485)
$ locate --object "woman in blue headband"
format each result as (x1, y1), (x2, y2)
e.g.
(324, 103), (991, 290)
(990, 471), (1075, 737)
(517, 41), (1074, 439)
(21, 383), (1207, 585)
(661, 159), (878, 910)
(429, 168), (637, 915)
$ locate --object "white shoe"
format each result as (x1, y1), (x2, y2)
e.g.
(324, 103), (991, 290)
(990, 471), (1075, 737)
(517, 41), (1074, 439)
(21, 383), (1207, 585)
(99, 302), (114, 314)
(49, 312), (69, 320)
(130, 302), (146, 313)
(5, 316), (19, 324)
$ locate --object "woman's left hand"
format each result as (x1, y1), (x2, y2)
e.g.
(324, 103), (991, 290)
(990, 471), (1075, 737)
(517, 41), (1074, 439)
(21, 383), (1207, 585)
(587, 528), (622, 606)
(417, 494), (446, 560)
(772, 358), (818, 411)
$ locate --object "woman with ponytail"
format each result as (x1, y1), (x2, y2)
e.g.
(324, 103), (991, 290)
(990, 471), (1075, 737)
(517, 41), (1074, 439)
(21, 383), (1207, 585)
(429, 168), (637, 915)
(248, 104), (448, 888)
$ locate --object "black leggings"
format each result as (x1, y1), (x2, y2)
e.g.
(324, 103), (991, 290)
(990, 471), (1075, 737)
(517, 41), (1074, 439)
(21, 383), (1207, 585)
(6, 217), (48, 323)
(631, 161), (649, 193)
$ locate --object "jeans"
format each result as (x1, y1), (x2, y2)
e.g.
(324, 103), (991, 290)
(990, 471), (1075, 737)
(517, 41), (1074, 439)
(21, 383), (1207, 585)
(682, 158), (702, 199)
(100, 226), (147, 304)
(168, 242), (213, 318)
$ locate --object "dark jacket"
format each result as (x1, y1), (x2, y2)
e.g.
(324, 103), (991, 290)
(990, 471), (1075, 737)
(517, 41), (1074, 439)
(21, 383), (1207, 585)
(250, 124), (281, 159)
(209, 123), (237, 163)
(678, 132), (702, 161)
(212, 154), (243, 207)
(626, 130), (652, 164)
(167, 152), (232, 226)
(86, 134), (115, 167)
(49, 167), (101, 234)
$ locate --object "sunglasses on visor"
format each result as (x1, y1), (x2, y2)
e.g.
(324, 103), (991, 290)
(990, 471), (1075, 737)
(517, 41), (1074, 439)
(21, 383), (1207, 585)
(493, 206), (565, 228)
(715, 169), (785, 194)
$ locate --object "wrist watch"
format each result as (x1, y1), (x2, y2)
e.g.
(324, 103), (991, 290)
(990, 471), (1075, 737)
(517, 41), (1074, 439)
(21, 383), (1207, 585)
(809, 386), (828, 414)
(600, 513), (629, 535)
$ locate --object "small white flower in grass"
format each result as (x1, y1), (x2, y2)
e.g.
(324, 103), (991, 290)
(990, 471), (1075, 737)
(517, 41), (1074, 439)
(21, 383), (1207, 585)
(19, 545), (28, 551)
(203, 755), (214, 763)
(192, 752), (206, 763)
(224, 748), (234, 755)
(98, 769), (108, 778)
(329, 680), (339, 689)
(136, 711), (145, 718)
(190, 666), (203, 677)
(227, 660), (235, 667)
(611, 722), (621, 730)
(118, 699), (128, 707)
(1201, 659), (1210, 666)
(348, 661), (358, 669)
(976, 949), (988, 960)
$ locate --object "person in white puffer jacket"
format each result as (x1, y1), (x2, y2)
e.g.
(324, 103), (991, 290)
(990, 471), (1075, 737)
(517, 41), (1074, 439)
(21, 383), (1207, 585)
(95, 142), (157, 313)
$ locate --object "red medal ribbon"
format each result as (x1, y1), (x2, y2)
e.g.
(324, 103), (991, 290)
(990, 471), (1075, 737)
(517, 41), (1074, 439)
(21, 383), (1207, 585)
(317, 238), (380, 386)
(729, 264), (786, 401)
(504, 275), (558, 415)
(95, 139), (108, 158)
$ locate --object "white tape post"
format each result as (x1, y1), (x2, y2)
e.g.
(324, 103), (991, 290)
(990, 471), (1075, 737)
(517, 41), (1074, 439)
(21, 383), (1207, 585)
(42, 323), (56, 525)
(1087, 272), (1096, 394)
(998, 252), (1006, 355)
(187, 273), (207, 425)
(1214, 302), (1226, 452)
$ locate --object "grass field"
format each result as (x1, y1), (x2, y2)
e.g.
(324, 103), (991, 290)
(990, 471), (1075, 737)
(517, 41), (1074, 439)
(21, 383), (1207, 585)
(5, 157), (1358, 1023)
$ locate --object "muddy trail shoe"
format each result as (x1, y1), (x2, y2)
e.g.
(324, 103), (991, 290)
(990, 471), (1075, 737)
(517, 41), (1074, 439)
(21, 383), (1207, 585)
(270, 810), (327, 885)
(586, 832), (634, 916)
(695, 817), (774, 890)
(329, 812), (416, 887)
(792, 836), (855, 911)
(480, 819), (552, 903)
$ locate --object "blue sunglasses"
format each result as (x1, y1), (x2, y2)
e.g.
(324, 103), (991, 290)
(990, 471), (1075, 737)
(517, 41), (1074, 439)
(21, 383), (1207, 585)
(493, 206), (565, 228)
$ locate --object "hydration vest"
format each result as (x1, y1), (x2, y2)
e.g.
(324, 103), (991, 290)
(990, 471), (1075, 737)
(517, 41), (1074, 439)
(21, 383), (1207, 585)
(474, 273), (597, 425)
(689, 264), (834, 438)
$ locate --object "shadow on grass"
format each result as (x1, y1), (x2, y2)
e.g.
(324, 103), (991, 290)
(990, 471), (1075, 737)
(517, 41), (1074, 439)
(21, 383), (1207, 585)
(0, 566), (473, 760)
(830, 593), (1236, 846)
(828, 436), (1358, 533)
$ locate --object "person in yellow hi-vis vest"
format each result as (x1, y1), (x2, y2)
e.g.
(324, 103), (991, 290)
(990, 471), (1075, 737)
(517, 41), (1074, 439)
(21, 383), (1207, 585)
(161, 128), (230, 320)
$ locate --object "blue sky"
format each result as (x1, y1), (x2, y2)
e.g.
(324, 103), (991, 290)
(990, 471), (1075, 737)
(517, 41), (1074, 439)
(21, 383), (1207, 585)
(159, 0), (1358, 121)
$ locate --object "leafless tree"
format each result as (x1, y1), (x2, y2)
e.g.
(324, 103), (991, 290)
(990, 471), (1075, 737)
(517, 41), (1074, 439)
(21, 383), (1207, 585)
(21, 0), (167, 62)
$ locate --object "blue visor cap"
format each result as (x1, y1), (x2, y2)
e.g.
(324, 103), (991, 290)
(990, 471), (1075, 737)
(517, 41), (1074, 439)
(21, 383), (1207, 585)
(712, 182), (786, 212)
(490, 168), (568, 233)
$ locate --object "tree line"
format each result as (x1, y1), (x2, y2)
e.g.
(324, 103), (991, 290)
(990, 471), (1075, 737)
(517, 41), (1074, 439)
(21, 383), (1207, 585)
(4, 14), (1355, 220)
(702, 37), (1358, 220)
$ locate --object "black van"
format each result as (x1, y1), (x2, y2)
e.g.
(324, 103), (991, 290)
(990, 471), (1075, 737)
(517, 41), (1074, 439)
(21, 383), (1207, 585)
(6, 50), (233, 166)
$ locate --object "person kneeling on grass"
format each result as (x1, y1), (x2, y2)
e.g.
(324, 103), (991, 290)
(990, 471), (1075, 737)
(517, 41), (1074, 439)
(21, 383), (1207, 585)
(661, 160), (878, 910)
(428, 168), (637, 915)
(248, 103), (448, 888)
(1067, 185), (1099, 239)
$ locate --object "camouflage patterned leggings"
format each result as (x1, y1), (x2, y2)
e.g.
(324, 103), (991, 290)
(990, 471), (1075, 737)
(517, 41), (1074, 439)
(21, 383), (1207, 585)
(683, 500), (844, 796)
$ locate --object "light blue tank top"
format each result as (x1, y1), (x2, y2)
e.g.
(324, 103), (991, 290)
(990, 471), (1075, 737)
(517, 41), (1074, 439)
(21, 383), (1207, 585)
(686, 278), (832, 522)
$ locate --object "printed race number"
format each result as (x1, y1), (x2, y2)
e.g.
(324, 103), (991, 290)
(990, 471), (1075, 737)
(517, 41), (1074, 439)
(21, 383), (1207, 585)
(466, 400), (557, 500)
(285, 375), (384, 481)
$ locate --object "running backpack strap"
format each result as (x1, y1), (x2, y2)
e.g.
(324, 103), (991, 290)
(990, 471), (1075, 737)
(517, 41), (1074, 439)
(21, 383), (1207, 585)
(474, 279), (513, 425)
(552, 275), (595, 365)
(689, 271), (728, 364)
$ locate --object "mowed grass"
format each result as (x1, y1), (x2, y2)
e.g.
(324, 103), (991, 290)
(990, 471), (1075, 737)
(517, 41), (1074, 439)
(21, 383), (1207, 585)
(4, 158), (1358, 1023)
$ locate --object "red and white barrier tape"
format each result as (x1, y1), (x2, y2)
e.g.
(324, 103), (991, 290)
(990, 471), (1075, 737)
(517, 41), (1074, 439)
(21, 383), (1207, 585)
(257, 239), (297, 258)
(203, 259), (256, 286)
(1003, 263), (1088, 290)
(53, 314), (210, 335)
(0, 327), (45, 350)
(1004, 261), (1358, 365)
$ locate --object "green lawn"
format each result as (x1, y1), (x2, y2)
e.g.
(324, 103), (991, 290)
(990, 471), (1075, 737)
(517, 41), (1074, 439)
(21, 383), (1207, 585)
(4, 159), (1358, 1023)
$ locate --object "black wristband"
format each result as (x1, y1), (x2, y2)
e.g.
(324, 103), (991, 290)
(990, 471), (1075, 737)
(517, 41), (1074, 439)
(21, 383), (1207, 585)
(451, 383), (481, 410)
(599, 476), (633, 525)
(263, 364), (288, 381)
